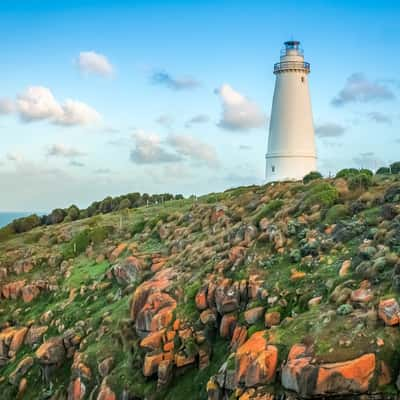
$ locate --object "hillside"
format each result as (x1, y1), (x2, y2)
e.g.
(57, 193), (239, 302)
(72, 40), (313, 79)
(0, 173), (400, 400)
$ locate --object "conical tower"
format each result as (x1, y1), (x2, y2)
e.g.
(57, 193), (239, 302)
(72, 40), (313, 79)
(266, 40), (317, 182)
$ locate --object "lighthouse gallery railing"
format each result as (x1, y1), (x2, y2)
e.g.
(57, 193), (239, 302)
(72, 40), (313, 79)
(274, 61), (310, 73)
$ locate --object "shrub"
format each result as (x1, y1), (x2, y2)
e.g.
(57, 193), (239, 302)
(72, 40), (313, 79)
(303, 171), (322, 185)
(324, 204), (349, 225)
(348, 173), (372, 191)
(131, 219), (146, 235)
(62, 229), (91, 258)
(253, 199), (284, 224)
(359, 169), (373, 177)
(303, 183), (339, 209)
(12, 214), (41, 233)
(376, 167), (390, 175)
(336, 168), (359, 179)
(390, 161), (400, 174)
(67, 205), (80, 221)
(118, 198), (131, 210)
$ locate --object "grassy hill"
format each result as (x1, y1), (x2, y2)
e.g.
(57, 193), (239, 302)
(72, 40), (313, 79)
(0, 173), (400, 399)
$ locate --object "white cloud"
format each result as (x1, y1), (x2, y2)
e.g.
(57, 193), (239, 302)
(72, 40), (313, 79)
(16, 86), (101, 126)
(130, 131), (181, 164)
(46, 144), (86, 158)
(77, 51), (114, 77)
(167, 134), (219, 168)
(216, 84), (266, 131)
(156, 114), (174, 129)
(0, 98), (15, 114)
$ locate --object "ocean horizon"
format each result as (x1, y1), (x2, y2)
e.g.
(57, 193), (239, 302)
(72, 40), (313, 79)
(0, 212), (32, 228)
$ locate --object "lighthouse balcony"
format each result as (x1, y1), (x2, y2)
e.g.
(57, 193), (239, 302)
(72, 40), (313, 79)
(274, 61), (310, 74)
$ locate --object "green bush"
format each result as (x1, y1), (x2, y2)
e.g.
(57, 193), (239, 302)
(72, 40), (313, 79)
(324, 204), (349, 225)
(336, 168), (359, 179)
(376, 167), (390, 175)
(303, 171), (322, 185)
(348, 173), (372, 190)
(303, 182), (339, 209)
(12, 214), (41, 233)
(131, 219), (146, 235)
(390, 161), (400, 174)
(62, 229), (91, 258)
(253, 199), (284, 224)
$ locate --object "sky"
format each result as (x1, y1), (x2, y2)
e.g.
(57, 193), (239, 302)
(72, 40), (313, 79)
(0, 0), (399, 212)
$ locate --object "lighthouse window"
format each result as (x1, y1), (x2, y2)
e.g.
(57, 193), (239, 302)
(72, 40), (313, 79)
(301, 76), (305, 83)
(271, 166), (275, 173)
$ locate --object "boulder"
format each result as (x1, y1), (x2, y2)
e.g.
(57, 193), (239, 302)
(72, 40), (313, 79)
(264, 312), (280, 328)
(230, 326), (248, 351)
(25, 326), (48, 346)
(339, 260), (352, 277)
(67, 377), (86, 400)
(109, 243), (127, 263)
(195, 285), (208, 311)
(36, 337), (66, 365)
(219, 314), (237, 338)
(281, 344), (376, 397)
(97, 384), (116, 400)
(215, 279), (240, 314)
(235, 331), (278, 387)
(111, 256), (142, 285)
(21, 284), (41, 303)
(143, 353), (164, 377)
(9, 356), (34, 385)
(378, 298), (400, 326)
(244, 307), (264, 325)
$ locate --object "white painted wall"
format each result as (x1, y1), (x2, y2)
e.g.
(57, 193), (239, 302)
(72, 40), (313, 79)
(266, 44), (317, 182)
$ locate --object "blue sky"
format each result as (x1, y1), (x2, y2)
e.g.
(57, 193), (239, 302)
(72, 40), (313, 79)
(0, 0), (399, 211)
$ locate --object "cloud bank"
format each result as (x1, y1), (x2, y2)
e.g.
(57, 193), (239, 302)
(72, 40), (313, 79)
(150, 70), (200, 91)
(315, 122), (346, 138)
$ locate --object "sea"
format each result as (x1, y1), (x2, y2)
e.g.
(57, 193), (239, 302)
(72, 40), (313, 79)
(0, 212), (32, 228)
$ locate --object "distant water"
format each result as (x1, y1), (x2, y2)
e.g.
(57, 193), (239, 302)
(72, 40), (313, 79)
(0, 212), (32, 228)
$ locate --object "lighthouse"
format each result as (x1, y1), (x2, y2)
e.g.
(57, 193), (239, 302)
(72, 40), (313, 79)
(266, 40), (317, 182)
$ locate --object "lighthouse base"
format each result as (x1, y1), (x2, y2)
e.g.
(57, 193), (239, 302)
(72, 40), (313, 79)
(265, 154), (317, 183)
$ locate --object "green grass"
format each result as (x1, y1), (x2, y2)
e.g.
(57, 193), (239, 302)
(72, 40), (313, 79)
(64, 259), (110, 288)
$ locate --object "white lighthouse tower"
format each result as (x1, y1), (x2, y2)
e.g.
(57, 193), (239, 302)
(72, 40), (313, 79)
(266, 40), (317, 182)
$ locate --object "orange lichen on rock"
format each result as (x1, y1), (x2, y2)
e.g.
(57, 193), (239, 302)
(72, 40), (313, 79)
(235, 331), (278, 387)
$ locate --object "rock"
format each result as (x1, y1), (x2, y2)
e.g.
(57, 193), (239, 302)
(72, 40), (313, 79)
(264, 312), (280, 328)
(308, 296), (322, 308)
(244, 307), (264, 325)
(9, 356), (34, 385)
(200, 309), (217, 325)
(97, 384), (117, 400)
(215, 279), (240, 314)
(235, 331), (278, 387)
(339, 260), (351, 276)
(25, 325), (48, 346)
(195, 285), (208, 311)
(1, 280), (26, 299)
(140, 330), (165, 351)
(21, 284), (41, 303)
(351, 288), (374, 303)
(17, 377), (28, 399)
(9, 327), (28, 356)
(157, 359), (173, 388)
(281, 344), (376, 397)
(98, 357), (114, 377)
(229, 246), (246, 263)
(111, 256), (142, 285)
(378, 298), (400, 326)
(220, 314), (237, 338)
(68, 377), (86, 400)
(230, 326), (248, 351)
(175, 352), (196, 368)
(290, 269), (306, 280)
(109, 243), (127, 263)
(36, 337), (66, 365)
(143, 353), (164, 377)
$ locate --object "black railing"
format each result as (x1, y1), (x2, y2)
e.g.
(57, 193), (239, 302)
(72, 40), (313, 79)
(274, 61), (310, 73)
